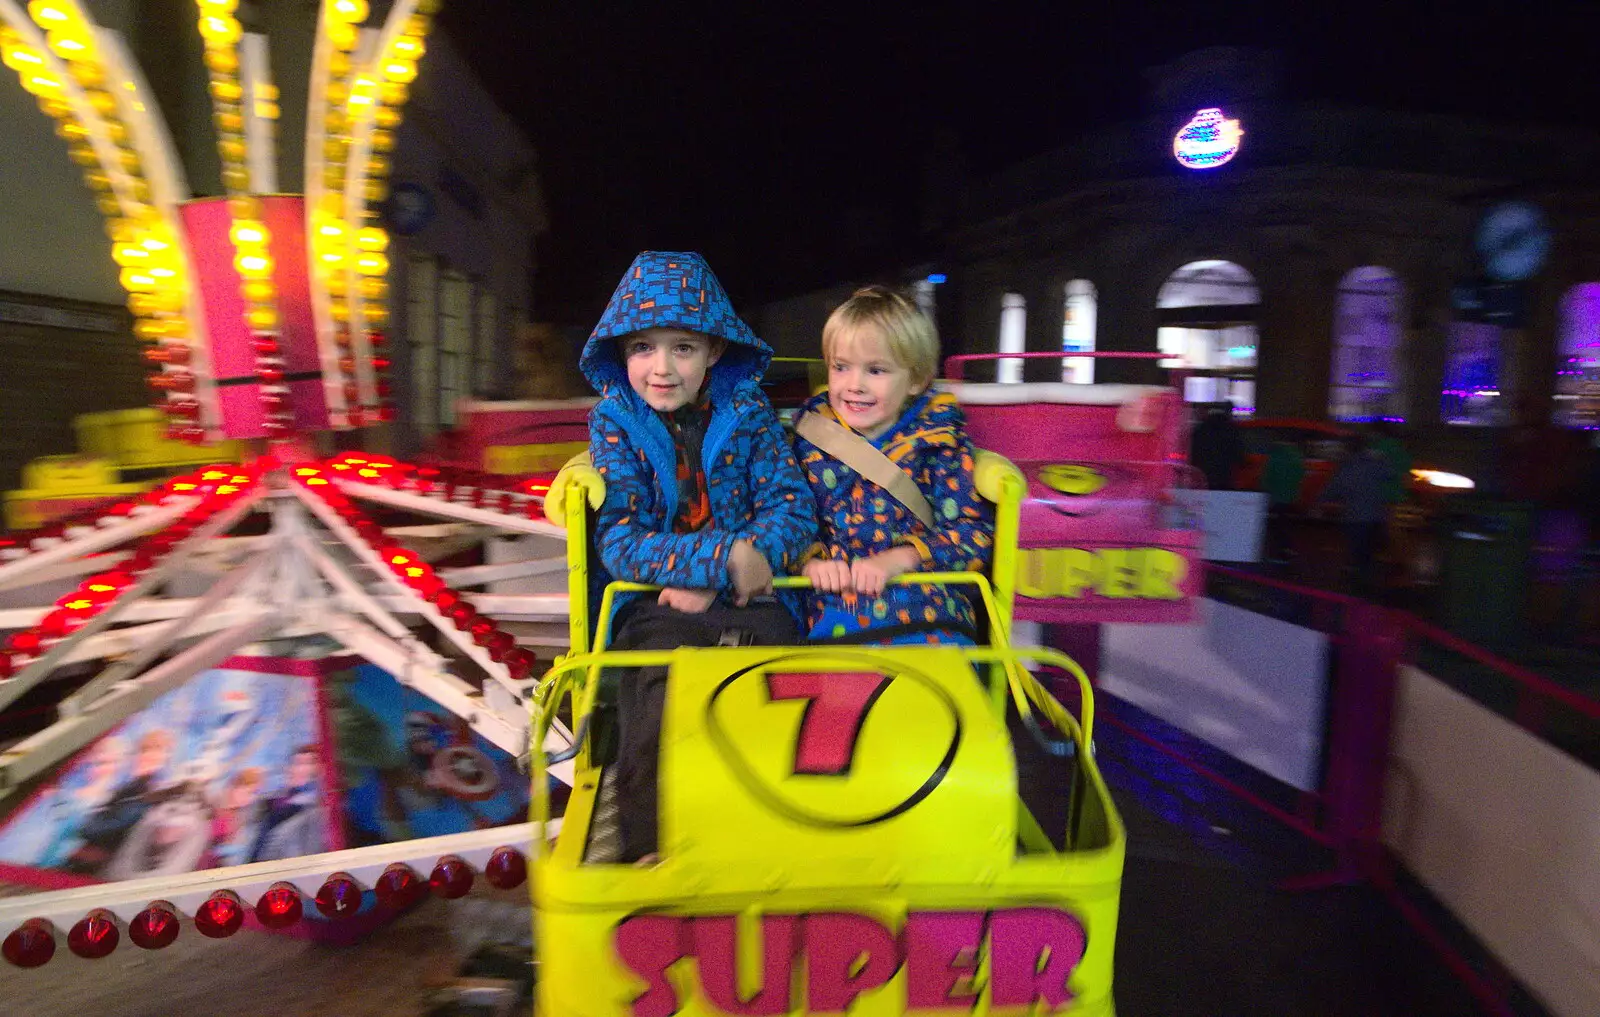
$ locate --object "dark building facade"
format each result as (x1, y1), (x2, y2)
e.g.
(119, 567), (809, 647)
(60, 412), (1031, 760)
(760, 48), (1600, 482)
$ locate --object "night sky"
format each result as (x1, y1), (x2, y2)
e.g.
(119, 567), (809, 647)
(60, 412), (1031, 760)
(440, 1), (1600, 324)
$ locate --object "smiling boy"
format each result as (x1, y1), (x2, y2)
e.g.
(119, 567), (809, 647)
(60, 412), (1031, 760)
(793, 285), (993, 643)
(581, 251), (817, 862)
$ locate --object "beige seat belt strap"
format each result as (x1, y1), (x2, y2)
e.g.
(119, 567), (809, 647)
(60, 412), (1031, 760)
(794, 411), (935, 528)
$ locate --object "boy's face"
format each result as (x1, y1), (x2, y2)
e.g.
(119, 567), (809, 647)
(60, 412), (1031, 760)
(623, 328), (722, 412)
(827, 326), (924, 440)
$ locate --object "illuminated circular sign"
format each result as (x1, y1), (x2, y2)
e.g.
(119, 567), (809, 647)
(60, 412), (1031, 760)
(1173, 108), (1243, 170)
(1037, 463), (1108, 497)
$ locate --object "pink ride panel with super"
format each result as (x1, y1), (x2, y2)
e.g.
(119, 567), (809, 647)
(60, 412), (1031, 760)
(948, 379), (1200, 625)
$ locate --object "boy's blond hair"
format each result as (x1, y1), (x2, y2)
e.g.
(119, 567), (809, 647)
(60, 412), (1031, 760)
(821, 285), (939, 389)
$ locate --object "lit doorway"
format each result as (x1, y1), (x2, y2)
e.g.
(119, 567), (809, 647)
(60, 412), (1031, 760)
(1156, 260), (1260, 414)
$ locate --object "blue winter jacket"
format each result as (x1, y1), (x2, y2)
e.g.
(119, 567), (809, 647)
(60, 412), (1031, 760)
(580, 252), (818, 614)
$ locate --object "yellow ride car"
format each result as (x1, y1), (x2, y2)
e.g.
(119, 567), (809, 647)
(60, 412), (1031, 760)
(529, 450), (1125, 1016)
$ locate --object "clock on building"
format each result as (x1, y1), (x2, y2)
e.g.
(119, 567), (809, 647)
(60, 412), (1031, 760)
(1475, 201), (1551, 283)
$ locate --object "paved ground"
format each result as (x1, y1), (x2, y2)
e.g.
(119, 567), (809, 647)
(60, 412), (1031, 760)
(2, 702), (1519, 1017)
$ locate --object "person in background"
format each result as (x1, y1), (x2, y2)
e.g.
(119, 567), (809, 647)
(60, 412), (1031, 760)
(1370, 421), (1412, 509)
(1318, 434), (1394, 593)
(1190, 401), (1245, 491)
(1261, 439), (1305, 564)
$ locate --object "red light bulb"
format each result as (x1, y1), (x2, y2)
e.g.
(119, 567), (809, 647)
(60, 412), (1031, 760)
(446, 602), (477, 629)
(375, 863), (425, 911)
(0, 653), (14, 680)
(314, 873), (364, 919)
(468, 618), (497, 646)
(128, 901), (179, 949)
(485, 631), (516, 661)
(66, 909), (119, 959)
(194, 891), (244, 938)
(2, 919), (56, 968)
(6, 630), (40, 655)
(504, 648), (537, 682)
(432, 589), (460, 612)
(484, 848), (527, 890)
(255, 883), (303, 929)
(429, 856), (474, 899)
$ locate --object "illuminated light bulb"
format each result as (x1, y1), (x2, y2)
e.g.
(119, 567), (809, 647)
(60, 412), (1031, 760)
(66, 141), (97, 166)
(355, 226), (388, 252)
(1, 919), (55, 968)
(359, 277), (388, 301)
(39, 93), (74, 117)
(365, 304), (389, 326)
(255, 883), (302, 928)
(209, 78), (242, 103)
(364, 179), (388, 203)
(326, 19), (356, 51)
(327, 49), (350, 76)
(112, 243), (150, 266)
(2, 44), (47, 72)
(325, 272), (347, 295)
(213, 109), (243, 133)
(197, 0), (238, 13)
(330, 301), (350, 323)
(416, 0), (441, 14)
(198, 15), (241, 47)
(318, 249), (346, 269)
(22, 71), (65, 97)
(316, 218), (348, 242)
(218, 136), (246, 162)
(369, 128), (394, 152)
(332, 0), (370, 21)
(379, 81), (408, 106)
(245, 305), (278, 331)
(27, 1), (73, 29)
(193, 892), (243, 938)
(87, 89), (118, 115)
(46, 30), (90, 60)
(234, 251), (272, 278)
(405, 14), (431, 36)
(202, 47), (237, 74)
(485, 847), (528, 890)
(133, 318), (168, 341)
(221, 164), (250, 192)
(322, 136), (347, 161)
(127, 902), (179, 950)
(147, 265), (177, 280)
(140, 231), (172, 253)
(242, 279), (275, 302)
(96, 193), (121, 216)
(355, 251), (388, 276)
(374, 105), (400, 129)
(128, 179), (151, 202)
(365, 154), (390, 177)
(120, 268), (157, 292)
(229, 220), (267, 246)
(391, 34), (425, 60)
(429, 856), (473, 899)
(254, 99), (279, 120)
(66, 910), (119, 960)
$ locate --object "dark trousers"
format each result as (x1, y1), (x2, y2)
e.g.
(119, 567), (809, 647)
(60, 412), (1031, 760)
(610, 598), (798, 862)
(1266, 504), (1294, 562)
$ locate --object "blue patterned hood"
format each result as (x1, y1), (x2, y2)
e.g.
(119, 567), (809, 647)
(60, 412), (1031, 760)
(579, 251), (770, 409)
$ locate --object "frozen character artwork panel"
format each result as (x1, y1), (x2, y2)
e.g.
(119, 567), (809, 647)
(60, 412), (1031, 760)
(0, 665), (327, 884)
(331, 663), (530, 845)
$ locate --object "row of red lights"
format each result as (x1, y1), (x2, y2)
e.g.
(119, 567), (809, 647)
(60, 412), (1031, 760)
(0, 847), (528, 968)
(0, 467), (261, 681)
(292, 465), (538, 682)
(323, 454), (553, 517)
(332, 330), (397, 430)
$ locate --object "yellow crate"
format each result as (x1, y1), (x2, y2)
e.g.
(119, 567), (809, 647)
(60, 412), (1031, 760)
(20, 455), (119, 492)
(484, 441), (589, 476)
(73, 408), (243, 468)
(4, 482), (152, 531)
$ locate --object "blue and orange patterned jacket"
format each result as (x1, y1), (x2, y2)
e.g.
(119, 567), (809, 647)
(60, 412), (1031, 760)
(580, 252), (817, 610)
(792, 388), (995, 639)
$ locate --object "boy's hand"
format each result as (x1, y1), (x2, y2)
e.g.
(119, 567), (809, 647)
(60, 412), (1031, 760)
(849, 546), (922, 598)
(727, 539), (773, 606)
(803, 558), (851, 593)
(659, 587), (718, 613)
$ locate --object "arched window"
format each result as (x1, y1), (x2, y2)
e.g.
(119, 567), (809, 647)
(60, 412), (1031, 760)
(1156, 260), (1260, 415)
(1329, 267), (1405, 422)
(997, 291), (1026, 383)
(1441, 321), (1508, 426)
(1555, 283), (1600, 429)
(1061, 279), (1097, 383)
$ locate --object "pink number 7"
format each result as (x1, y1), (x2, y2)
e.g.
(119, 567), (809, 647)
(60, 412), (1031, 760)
(766, 672), (892, 776)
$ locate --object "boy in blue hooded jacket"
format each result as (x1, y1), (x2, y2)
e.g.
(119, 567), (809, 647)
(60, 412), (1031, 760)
(580, 251), (817, 863)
